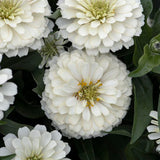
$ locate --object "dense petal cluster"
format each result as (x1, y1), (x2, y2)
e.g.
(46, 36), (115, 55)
(147, 111), (160, 153)
(0, 55), (17, 120)
(56, 0), (144, 55)
(41, 50), (132, 139)
(0, 0), (54, 57)
(0, 125), (71, 160)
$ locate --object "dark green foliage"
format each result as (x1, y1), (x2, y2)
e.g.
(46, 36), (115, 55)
(0, 0), (160, 160)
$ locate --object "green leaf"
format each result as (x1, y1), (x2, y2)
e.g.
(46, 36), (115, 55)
(130, 45), (157, 77)
(32, 68), (45, 97)
(133, 0), (153, 66)
(49, 9), (61, 20)
(1, 52), (42, 72)
(125, 136), (156, 160)
(133, 25), (152, 66)
(99, 152), (109, 160)
(0, 119), (32, 135)
(130, 34), (160, 77)
(131, 76), (153, 144)
(4, 107), (15, 118)
(141, 0), (153, 19)
(0, 155), (15, 160)
(0, 121), (6, 126)
(104, 125), (131, 137)
(152, 65), (160, 74)
(15, 98), (44, 119)
(153, 9), (160, 35)
(74, 140), (96, 160)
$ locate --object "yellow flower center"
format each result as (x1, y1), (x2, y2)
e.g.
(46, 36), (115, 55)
(79, 0), (117, 23)
(0, 0), (23, 20)
(75, 80), (103, 108)
(26, 154), (43, 160)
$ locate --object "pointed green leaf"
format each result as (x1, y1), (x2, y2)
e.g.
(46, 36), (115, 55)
(74, 140), (96, 160)
(133, 25), (152, 66)
(49, 9), (61, 20)
(126, 136), (156, 160)
(152, 65), (160, 74)
(104, 125), (131, 137)
(131, 76), (153, 144)
(130, 34), (160, 77)
(0, 121), (6, 126)
(133, 0), (153, 66)
(32, 68), (45, 97)
(141, 0), (153, 19)
(153, 9), (160, 35)
(0, 155), (15, 160)
(0, 119), (32, 135)
(15, 99), (44, 119)
(1, 52), (42, 72)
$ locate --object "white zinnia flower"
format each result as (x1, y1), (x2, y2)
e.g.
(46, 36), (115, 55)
(0, 55), (17, 120)
(41, 50), (132, 139)
(0, 125), (71, 160)
(147, 111), (160, 153)
(56, 0), (144, 55)
(0, 0), (54, 57)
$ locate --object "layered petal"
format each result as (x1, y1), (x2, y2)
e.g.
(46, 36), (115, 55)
(41, 50), (132, 139)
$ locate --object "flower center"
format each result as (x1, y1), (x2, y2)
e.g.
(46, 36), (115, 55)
(0, 0), (23, 20)
(81, 0), (117, 23)
(75, 80), (103, 108)
(26, 154), (43, 160)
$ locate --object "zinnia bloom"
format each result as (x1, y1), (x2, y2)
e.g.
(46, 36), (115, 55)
(41, 50), (132, 139)
(0, 55), (17, 120)
(56, 0), (144, 55)
(0, 0), (54, 57)
(147, 111), (160, 153)
(0, 125), (71, 160)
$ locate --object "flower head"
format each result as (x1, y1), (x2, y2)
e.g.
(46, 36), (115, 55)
(41, 50), (132, 139)
(147, 111), (160, 153)
(56, 0), (144, 55)
(0, 0), (54, 57)
(0, 125), (71, 160)
(0, 55), (17, 120)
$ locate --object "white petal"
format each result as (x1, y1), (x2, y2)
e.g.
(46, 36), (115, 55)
(78, 24), (89, 36)
(0, 147), (12, 156)
(91, 21), (100, 28)
(40, 132), (51, 147)
(148, 133), (160, 140)
(91, 105), (101, 116)
(18, 127), (30, 139)
(0, 74), (8, 85)
(103, 38), (114, 47)
(147, 125), (159, 133)
(51, 130), (62, 141)
(150, 111), (158, 120)
(82, 107), (91, 121)
(0, 82), (17, 96)
(1, 25), (13, 42)
(34, 125), (47, 134)
(85, 36), (101, 49)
